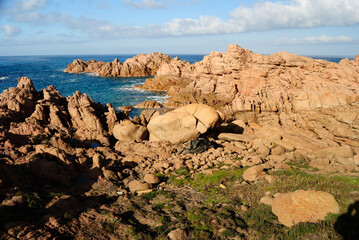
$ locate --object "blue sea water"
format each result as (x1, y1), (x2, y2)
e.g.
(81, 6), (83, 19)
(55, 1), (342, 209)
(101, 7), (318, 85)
(0, 54), (353, 109)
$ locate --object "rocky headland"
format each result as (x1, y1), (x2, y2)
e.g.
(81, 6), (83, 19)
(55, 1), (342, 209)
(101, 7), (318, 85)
(64, 52), (172, 77)
(1, 45), (359, 239)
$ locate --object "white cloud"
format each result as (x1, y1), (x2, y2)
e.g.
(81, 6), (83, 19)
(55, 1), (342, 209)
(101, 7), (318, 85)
(21, 0), (47, 11)
(5, 0), (359, 39)
(1, 24), (22, 37)
(123, 0), (168, 9)
(276, 35), (355, 45)
(229, 0), (359, 32)
(114, 0), (359, 37)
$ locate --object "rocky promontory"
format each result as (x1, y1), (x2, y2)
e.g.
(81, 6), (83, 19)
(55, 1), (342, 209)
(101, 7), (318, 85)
(138, 44), (359, 116)
(64, 52), (172, 77)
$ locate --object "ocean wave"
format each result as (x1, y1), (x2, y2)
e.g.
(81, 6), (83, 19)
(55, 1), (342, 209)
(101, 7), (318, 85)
(85, 73), (98, 76)
(0, 76), (9, 80)
(66, 78), (78, 83)
(120, 87), (146, 92)
(145, 95), (168, 103)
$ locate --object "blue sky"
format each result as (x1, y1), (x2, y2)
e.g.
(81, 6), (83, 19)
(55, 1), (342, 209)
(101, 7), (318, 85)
(0, 0), (358, 56)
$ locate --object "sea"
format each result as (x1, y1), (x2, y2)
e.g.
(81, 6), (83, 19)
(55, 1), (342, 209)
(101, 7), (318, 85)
(0, 55), (353, 111)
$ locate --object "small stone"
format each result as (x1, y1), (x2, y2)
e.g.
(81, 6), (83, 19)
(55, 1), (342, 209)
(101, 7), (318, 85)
(274, 163), (291, 170)
(353, 155), (359, 166)
(242, 165), (266, 181)
(143, 174), (160, 184)
(241, 205), (249, 211)
(136, 189), (153, 195)
(201, 169), (214, 175)
(168, 228), (187, 240)
(92, 153), (105, 168)
(271, 146), (286, 156)
(219, 184), (227, 189)
(102, 169), (118, 181)
(265, 175), (278, 184)
(260, 195), (273, 206)
(250, 156), (262, 164)
(173, 160), (184, 169)
(220, 165), (230, 170)
(128, 180), (151, 193)
(257, 145), (270, 158)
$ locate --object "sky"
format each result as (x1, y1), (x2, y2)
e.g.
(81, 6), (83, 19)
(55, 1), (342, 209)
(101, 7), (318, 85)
(0, 0), (358, 56)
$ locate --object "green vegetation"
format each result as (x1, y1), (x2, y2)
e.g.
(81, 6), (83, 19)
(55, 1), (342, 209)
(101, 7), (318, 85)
(165, 166), (359, 239)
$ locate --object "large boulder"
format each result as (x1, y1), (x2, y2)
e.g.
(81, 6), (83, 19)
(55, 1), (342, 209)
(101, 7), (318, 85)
(113, 120), (148, 142)
(271, 190), (340, 227)
(147, 104), (224, 144)
(242, 165), (266, 181)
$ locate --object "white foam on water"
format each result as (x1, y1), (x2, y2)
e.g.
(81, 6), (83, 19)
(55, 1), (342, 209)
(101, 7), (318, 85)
(68, 78), (78, 83)
(0, 76), (9, 80)
(85, 73), (97, 76)
(145, 95), (168, 103)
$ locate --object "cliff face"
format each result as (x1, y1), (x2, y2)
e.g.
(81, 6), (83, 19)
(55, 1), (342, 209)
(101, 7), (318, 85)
(64, 52), (172, 77)
(139, 44), (359, 116)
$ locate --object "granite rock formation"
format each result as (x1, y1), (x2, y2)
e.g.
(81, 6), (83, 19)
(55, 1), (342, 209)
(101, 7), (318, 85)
(64, 52), (172, 77)
(139, 44), (359, 116)
(147, 104), (224, 144)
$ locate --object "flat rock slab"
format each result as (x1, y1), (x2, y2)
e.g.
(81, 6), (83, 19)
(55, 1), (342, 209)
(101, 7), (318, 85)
(271, 190), (340, 227)
(217, 133), (254, 142)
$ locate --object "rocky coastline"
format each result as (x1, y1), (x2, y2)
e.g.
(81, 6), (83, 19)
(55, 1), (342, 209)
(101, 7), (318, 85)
(1, 45), (359, 239)
(64, 52), (172, 77)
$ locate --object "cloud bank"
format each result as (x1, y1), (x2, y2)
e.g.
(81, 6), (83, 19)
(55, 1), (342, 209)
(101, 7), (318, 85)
(276, 35), (355, 45)
(5, 0), (359, 40)
(71, 0), (359, 38)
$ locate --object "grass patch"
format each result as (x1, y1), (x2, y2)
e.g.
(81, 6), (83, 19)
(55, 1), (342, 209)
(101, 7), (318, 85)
(271, 169), (359, 210)
(174, 166), (190, 176)
(152, 203), (165, 211)
(170, 168), (246, 205)
(141, 190), (176, 201)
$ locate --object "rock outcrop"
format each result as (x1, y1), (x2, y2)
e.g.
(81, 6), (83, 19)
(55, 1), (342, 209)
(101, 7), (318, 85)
(147, 104), (224, 144)
(134, 100), (164, 109)
(139, 44), (359, 116)
(64, 53), (172, 77)
(0, 77), (38, 127)
(67, 91), (119, 145)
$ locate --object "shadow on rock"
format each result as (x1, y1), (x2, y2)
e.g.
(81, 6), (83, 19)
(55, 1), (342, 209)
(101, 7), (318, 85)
(179, 138), (221, 155)
(334, 201), (359, 240)
(0, 151), (120, 238)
